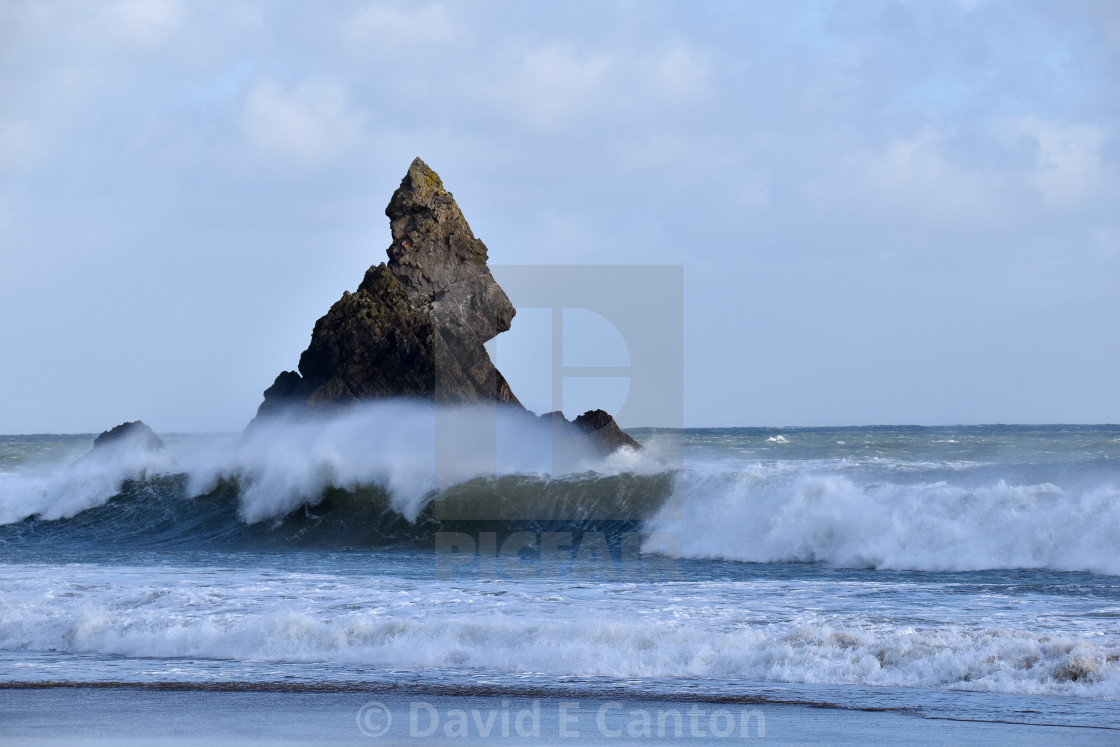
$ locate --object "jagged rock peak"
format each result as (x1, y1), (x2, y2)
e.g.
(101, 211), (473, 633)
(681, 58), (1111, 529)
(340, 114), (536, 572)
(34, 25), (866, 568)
(249, 158), (640, 454)
(252, 158), (520, 421)
(385, 157), (515, 343)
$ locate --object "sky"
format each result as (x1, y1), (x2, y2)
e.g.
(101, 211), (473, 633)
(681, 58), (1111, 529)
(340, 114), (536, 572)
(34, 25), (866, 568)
(1, 0), (1118, 432)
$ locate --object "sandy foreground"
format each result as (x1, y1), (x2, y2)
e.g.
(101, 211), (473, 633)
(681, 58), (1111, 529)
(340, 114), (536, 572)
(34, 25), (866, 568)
(0, 687), (1116, 746)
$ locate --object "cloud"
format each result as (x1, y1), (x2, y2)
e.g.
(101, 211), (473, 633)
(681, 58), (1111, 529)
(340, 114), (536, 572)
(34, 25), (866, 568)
(489, 41), (705, 131)
(650, 44), (708, 99)
(498, 44), (614, 128)
(2, 1), (1119, 429)
(241, 78), (366, 165)
(1020, 118), (1105, 208)
(343, 2), (457, 52)
(845, 126), (1000, 226)
(111, 0), (184, 46)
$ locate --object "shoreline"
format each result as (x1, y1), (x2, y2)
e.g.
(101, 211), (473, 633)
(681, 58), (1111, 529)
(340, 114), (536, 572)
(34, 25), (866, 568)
(3, 673), (1118, 730)
(1, 686), (1116, 745)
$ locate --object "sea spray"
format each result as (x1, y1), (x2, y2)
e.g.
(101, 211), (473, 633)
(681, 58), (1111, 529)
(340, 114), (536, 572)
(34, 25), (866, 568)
(0, 402), (649, 527)
(2, 421), (1118, 575)
(0, 427), (172, 524)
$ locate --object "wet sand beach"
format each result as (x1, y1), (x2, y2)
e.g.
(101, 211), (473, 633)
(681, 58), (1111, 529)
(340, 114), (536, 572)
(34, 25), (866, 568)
(1, 687), (1116, 746)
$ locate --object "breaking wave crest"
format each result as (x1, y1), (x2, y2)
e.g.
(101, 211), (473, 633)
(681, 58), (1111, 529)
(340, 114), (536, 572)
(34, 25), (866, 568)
(1, 406), (1118, 574)
(0, 403), (662, 547)
(1, 569), (1117, 700)
(654, 467), (1120, 575)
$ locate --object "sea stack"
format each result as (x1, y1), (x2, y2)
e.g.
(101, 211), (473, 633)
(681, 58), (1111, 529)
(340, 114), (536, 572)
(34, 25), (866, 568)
(251, 158), (639, 452)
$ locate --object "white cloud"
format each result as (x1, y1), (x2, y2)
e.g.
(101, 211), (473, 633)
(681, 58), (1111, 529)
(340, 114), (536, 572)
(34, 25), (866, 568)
(241, 79), (366, 165)
(500, 44), (614, 128)
(343, 2), (457, 52)
(112, 0), (184, 46)
(1020, 118), (1105, 208)
(651, 44), (708, 99)
(484, 39), (708, 132)
(865, 129), (943, 186)
(852, 127), (996, 224)
(2, 1), (1119, 428)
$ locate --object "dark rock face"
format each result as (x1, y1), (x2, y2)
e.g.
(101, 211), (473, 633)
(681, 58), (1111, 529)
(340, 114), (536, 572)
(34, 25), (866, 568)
(91, 421), (164, 453)
(251, 157), (639, 452)
(254, 158), (519, 419)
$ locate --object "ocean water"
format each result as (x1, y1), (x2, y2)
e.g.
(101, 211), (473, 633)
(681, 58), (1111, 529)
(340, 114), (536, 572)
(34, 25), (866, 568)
(1, 405), (1118, 731)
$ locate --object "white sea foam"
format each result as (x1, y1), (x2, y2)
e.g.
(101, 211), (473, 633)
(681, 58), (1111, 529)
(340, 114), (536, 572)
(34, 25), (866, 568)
(181, 403), (658, 523)
(650, 467), (1120, 574)
(2, 414), (1118, 576)
(0, 428), (171, 524)
(0, 566), (1116, 699)
(0, 403), (649, 526)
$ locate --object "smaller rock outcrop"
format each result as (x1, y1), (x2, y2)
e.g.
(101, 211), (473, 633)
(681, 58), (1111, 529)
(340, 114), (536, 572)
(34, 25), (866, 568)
(91, 421), (164, 453)
(573, 409), (642, 452)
